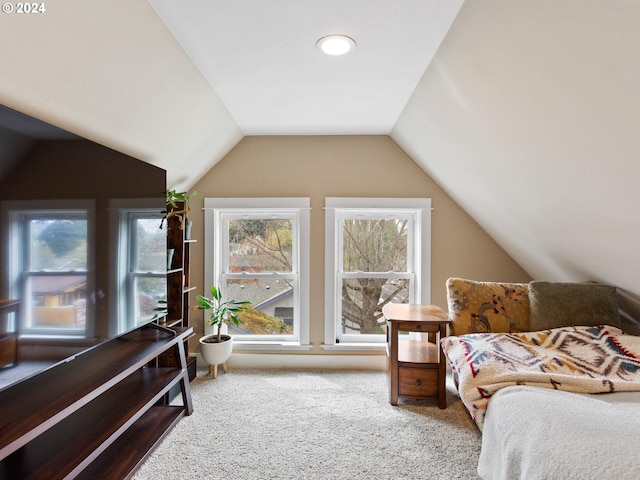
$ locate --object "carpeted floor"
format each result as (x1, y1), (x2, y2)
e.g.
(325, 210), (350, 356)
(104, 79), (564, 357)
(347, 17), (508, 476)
(134, 369), (482, 480)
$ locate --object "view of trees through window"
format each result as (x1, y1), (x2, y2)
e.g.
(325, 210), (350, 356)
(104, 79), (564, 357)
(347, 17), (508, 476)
(225, 218), (296, 336)
(21, 213), (167, 332)
(32, 219), (87, 270)
(340, 218), (410, 335)
(28, 218), (88, 330)
(223, 216), (411, 337)
(133, 217), (167, 324)
(229, 219), (293, 272)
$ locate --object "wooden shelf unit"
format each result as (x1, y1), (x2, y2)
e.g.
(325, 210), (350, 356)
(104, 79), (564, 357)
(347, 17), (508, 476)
(163, 202), (197, 381)
(0, 324), (193, 480)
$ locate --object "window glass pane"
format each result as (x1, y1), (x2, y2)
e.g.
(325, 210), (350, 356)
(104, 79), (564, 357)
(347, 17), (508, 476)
(228, 219), (293, 273)
(29, 218), (87, 271)
(225, 278), (294, 336)
(134, 218), (166, 272)
(134, 276), (166, 325)
(28, 274), (86, 329)
(207, 198), (310, 345)
(341, 277), (410, 335)
(342, 219), (408, 272)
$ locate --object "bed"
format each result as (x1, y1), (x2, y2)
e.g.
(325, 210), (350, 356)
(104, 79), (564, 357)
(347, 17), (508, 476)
(443, 278), (640, 480)
(478, 387), (640, 480)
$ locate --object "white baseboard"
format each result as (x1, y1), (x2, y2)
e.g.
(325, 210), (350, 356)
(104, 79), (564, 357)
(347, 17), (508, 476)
(191, 352), (386, 371)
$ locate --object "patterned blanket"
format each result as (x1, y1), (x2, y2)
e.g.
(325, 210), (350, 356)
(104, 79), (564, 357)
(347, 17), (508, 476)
(442, 325), (640, 423)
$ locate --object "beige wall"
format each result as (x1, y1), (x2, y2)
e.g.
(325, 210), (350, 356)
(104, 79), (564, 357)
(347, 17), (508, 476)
(187, 135), (531, 353)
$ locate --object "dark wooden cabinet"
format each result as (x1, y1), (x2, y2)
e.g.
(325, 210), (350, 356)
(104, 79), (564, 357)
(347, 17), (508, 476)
(0, 324), (193, 479)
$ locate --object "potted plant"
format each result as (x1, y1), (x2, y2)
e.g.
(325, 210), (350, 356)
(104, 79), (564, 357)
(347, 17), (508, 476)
(151, 299), (168, 322)
(196, 285), (251, 378)
(161, 189), (199, 238)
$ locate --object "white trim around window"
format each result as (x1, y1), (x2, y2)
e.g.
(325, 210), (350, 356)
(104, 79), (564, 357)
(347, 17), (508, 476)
(323, 197), (432, 350)
(109, 198), (166, 337)
(2, 199), (96, 339)
(204, 198), (311, 350)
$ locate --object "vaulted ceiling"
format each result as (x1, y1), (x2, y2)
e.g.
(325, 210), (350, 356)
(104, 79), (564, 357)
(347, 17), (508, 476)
(149, 0), (463, 136)
(1, 1), (639, 302)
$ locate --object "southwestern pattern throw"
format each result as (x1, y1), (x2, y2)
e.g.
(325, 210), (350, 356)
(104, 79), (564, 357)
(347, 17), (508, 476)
(442, 325), (640, 423)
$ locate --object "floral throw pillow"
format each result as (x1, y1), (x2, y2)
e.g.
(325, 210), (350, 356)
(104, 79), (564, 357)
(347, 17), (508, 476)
(446, 277), (530, 335)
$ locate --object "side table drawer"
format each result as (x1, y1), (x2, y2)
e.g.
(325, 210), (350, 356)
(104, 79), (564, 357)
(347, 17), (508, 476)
(398, 367), (438, 397)
(397, 321), (438, 333)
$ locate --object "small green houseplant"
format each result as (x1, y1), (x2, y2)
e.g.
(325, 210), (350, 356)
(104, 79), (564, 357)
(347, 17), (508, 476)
(196, 285), (251, 378)
(161, 189), (199, 231)
(196, 285), (251, 342)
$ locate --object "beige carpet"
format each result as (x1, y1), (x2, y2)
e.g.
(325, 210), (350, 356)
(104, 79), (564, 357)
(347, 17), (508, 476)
(134, 369), (482, 480)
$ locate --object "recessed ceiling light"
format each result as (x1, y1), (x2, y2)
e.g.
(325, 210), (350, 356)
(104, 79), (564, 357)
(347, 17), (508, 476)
(316, 35), (356, 56)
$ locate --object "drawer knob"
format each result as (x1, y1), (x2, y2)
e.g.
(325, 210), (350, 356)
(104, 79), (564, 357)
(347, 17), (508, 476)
(416, 325), (422, 331)
(415, 380), (422, 386)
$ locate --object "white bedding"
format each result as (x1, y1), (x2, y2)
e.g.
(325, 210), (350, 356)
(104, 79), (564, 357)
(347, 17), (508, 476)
(478, 386), (640, 480)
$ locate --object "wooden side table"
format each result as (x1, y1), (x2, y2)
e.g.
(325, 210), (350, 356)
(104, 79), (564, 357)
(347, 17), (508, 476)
(383, 303), (449, 408)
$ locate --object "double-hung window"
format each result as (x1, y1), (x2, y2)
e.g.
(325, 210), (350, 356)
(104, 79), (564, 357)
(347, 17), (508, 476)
(324, 198), (431, 346)
(112, 207), (166, 334)
(5, 200), (94, 338)
(204, 198), (310, 347)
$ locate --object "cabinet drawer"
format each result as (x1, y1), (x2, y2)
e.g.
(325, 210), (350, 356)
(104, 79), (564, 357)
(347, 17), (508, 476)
(398, 367), (438, 397)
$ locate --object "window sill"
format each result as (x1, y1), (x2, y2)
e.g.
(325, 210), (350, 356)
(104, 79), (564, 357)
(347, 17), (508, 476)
(232, 342), (313, 352)
(321, 343), (386, 353)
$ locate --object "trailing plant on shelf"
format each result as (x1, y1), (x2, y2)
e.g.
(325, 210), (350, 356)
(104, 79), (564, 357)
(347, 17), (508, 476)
(160, 189), (199, 230)
(151, 299), (168, 321)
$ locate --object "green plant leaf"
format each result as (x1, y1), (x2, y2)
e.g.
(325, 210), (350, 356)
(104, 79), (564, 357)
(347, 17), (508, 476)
(197, 285), (251, 329)
(211, 285), (221, 301)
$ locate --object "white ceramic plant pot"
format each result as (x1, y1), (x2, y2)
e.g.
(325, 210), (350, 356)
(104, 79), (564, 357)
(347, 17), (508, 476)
(199, 334), (233, 378)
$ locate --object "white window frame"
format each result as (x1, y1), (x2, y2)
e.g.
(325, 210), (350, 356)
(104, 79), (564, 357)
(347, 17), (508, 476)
(323, 198), (432, 349)
(204, 198), (310, 350)
(3, 199), (96, 338)
(109, 198), (166, 337)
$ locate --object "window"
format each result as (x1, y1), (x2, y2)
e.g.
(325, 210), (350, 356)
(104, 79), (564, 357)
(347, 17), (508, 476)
(204, 198), (310, 347)
(6, 201), (95, 337)
(324, 198), (431, 346)
(124, 213), (167, 328)
(110, 199), (166, 335)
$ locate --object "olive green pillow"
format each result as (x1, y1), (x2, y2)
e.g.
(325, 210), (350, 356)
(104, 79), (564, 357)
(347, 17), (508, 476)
(528, 281), (620, 331)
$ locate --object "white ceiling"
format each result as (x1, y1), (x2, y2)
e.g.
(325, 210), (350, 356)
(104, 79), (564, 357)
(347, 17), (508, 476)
(149, 0), (464, 135)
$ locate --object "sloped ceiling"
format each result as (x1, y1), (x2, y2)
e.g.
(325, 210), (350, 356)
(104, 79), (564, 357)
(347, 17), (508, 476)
(0, 0), (639, 300)
(0, 0), (242, 191)
(148, 0), (463, 135)
(393, 0), (640, 296)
